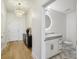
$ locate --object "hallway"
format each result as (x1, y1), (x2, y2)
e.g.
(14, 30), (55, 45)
(1, 41), (32, 59)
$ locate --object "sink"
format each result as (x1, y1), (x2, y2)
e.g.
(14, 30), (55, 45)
(45, 33), (62, 41)
(45, 32), (55, 35)
(45, 33), (62, 38)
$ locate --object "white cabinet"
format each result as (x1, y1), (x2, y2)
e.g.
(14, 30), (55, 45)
(45, 34), (62, 59)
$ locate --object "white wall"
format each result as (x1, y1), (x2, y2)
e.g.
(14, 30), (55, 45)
(66, 10), (77, 47)
(32, 7), (43, 59)
(6, 12), (27, 41)
(1, 0), (7, 50)
(48, 9), (66, 39)
(31, 1), (48, 59)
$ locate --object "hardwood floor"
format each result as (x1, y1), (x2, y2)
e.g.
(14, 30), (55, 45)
(1, 41), (32, 59)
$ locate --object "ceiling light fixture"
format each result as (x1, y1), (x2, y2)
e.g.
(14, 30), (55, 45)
(18, 2), (21, 5)
(15, 2), (25, 16)
(15, 9), (24, 16)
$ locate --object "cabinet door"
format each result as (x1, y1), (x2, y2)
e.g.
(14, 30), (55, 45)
(58, 38), (63, 50)
(45, 39), (59, 58)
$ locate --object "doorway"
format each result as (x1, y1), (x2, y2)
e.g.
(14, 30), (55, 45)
(1, 0), (33, 59)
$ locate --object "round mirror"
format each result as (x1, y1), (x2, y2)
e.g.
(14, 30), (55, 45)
(45, 15), (51, 28)
(45, 14), (52, 32)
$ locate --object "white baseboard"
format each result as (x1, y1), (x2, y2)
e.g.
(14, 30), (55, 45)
(1, 42), (7, 51)
(32, 52), (38, 59)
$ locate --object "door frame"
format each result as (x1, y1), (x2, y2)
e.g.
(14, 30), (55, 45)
(41, 0), (56, 59)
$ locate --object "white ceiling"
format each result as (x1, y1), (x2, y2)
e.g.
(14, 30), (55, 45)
(3, 0), (76, 14)
(3, 0), (49, 13)
(4, 0), (32, 13)
(46, 0), (77, 14)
